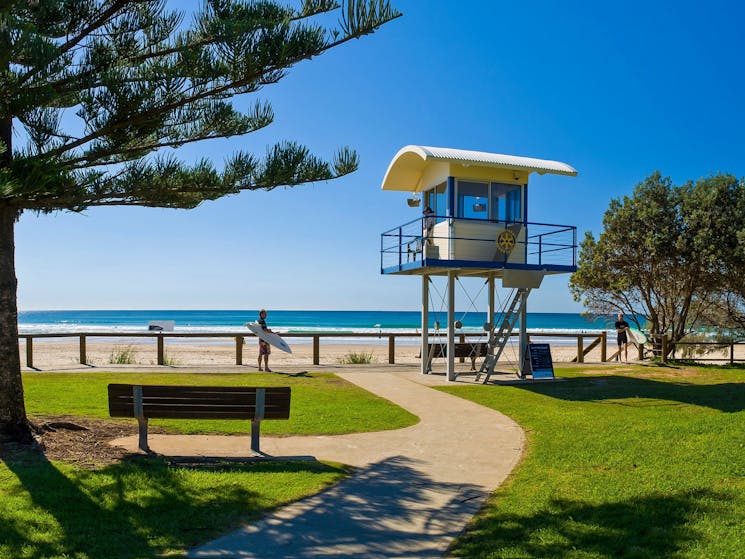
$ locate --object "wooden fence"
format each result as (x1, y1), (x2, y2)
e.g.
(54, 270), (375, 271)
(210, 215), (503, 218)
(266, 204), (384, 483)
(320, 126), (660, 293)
(643, 335), (745, 364)
(18, 331), (623, 368)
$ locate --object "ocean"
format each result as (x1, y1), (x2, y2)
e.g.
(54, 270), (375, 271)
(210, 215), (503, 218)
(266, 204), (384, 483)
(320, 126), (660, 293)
(18, 310), (613, 344)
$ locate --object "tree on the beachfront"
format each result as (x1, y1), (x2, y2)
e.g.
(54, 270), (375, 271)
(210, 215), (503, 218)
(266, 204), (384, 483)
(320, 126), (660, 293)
(0, 0), (400, 443)
(570, 171), (745, 349)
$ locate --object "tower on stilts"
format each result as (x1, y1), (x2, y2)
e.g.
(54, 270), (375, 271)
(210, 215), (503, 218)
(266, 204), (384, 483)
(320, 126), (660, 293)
(380, 146), (578, 382)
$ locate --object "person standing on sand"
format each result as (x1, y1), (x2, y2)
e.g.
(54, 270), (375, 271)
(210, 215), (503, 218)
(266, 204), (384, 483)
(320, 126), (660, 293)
(257, 309), (272, 372)
(615, 312), (630, 362)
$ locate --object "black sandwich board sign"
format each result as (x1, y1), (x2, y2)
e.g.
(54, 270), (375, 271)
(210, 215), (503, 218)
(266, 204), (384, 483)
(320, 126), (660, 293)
(528, 343), (554, 380)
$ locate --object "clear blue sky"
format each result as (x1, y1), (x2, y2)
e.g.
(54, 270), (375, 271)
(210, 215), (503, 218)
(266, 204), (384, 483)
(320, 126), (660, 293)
(15, 0), (745, 312)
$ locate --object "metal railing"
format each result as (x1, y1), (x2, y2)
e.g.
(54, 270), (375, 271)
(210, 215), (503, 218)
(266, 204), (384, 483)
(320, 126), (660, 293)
(380, 216), (576, 272)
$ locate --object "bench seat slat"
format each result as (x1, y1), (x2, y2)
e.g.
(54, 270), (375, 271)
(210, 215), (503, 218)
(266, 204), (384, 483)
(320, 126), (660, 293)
(111, 409), (290, 420)
(109, 404), (291, 420)
(109, 395), (291, 406)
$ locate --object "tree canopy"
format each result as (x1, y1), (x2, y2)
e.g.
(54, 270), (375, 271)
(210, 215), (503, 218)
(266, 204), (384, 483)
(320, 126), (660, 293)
(0, 0), (400, 442)
(0, 0), (401, 212)
(570, 171), (745, 344)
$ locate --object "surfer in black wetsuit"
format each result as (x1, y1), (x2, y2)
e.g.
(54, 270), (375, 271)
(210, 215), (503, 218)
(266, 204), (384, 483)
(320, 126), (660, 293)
(257, 309), (272, 372)
(615, 312), (630, 362)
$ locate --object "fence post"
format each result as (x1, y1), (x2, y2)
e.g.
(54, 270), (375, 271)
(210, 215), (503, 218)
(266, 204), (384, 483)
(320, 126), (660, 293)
(661, 335), (668, 364)
(157, 334), (165, 365)
(313, 335), (319, 365)
(638, 340), (643, 361)
(731, 342), (735, 365)
(577, 335), (584, 363)
(459, 333), (465, 363)
(600, 331), (607, 362)
(79, 335), (87, 364)
(388, 335), (395, 364)
(236, 336), (243, 365)
(26, 336), (33, 368)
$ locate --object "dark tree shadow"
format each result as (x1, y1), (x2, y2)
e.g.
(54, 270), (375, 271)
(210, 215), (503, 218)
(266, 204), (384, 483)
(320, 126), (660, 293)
(1, 449), (342, 558)
(512, 376), (745, 413)
(273, 371), (310, 377)
(448, 488), (728, 558)
(190, 455), (488, 558)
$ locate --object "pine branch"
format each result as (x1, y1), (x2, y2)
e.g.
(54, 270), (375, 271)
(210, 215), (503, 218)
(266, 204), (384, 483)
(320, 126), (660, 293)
(14, 0), (135, 87)
(38, 9), (395, 164)
(11, 141), (359, 211)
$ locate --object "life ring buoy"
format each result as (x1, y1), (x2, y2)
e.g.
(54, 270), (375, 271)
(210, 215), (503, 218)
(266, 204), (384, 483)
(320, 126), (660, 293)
(496, 230), (516, 254)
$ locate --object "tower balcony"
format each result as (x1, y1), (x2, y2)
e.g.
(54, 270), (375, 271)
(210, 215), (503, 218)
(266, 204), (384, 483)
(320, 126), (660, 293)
(380, 216), (577, 276)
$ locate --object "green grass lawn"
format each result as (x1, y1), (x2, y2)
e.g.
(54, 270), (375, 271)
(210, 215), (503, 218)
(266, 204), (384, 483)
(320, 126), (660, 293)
(22, 371), (419, 435)
(0, 454), (347, 559)
(441, 364), (745, 559)
(0, 370), (418, 559)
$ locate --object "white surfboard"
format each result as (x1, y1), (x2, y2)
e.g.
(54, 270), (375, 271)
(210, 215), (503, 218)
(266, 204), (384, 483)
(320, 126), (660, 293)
(627, 327), (648, 346)
(246, 321), (293, 354)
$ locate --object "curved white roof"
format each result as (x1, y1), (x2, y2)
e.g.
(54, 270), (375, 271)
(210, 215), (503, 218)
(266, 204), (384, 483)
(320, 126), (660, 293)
(381, 145), (578, 191)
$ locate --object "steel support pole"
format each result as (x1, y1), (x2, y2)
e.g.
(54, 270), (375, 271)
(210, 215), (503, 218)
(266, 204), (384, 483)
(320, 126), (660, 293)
(447, 271), (456, 381)
(487, 276), (495, 336)
(421, 274), (429, 374)
(519, 289), (529, 377)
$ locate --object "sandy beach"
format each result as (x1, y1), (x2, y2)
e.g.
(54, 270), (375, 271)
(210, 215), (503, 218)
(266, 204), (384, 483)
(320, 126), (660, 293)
(18, 336), (637, 371)
(19, 334), (745, 371)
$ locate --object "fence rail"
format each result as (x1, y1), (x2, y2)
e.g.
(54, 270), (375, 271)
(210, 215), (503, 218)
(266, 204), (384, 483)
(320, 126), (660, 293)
(19, 331), (619, 368)
(643, 335), (745, 364)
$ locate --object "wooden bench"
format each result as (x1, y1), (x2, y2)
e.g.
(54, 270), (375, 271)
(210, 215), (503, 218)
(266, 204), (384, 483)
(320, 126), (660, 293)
(108, 384), (291, 454)
(426, 343), (488, 371)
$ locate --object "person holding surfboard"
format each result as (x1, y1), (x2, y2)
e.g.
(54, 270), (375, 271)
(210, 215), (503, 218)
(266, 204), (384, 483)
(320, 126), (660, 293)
(257, 309), (272, 372)
(615, 312), (630, 362)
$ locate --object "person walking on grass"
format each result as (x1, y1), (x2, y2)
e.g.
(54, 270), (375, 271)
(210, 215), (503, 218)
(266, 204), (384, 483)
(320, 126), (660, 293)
(257, 309), (273, 372)
(615, 312), (630, 362)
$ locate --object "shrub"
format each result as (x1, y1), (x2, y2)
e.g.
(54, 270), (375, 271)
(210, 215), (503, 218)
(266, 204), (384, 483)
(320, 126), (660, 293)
(109, 346), (136, 365)
(338, 351), (377, 365)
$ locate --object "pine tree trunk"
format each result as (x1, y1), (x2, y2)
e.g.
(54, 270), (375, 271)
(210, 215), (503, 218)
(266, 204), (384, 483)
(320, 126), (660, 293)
(0, 205), (31, 443)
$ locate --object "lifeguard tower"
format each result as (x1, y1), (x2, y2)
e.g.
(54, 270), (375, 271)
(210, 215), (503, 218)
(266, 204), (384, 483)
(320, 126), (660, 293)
(380, 145), (578, 382)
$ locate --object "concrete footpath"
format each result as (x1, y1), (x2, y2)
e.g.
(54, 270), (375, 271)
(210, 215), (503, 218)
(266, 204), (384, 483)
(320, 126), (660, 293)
(112, 367), (525, 558)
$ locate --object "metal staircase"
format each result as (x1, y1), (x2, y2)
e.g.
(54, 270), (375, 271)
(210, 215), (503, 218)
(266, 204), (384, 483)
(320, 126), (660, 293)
(475, 288), (530, 384)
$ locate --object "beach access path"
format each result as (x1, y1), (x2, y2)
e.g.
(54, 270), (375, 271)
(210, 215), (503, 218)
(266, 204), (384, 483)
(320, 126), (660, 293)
(111, 366), (526, 558)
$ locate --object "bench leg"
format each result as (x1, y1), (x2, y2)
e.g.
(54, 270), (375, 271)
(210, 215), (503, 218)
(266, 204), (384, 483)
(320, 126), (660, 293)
(138, 418), (150, 453)
(251, 419), (261, 454)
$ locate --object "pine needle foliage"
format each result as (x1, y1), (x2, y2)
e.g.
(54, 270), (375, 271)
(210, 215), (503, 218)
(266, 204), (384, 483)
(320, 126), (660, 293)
(0, 0), (401, 213)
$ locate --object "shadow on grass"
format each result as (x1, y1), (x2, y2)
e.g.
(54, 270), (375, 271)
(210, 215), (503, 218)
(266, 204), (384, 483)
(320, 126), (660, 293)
(449, 489), (727, 558)
(1, 450), (342, 559)
(667, 360), (745, 370)
(273, 370), (311, 377)
(515, 376), (745, 413)
(190, 455), (486, 558)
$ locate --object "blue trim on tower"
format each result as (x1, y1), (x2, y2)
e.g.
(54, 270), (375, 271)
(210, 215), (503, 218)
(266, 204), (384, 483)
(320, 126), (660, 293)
(381, 259), (577, 276)
(447, 176), (455, 218)
(523, 183), (528, 224)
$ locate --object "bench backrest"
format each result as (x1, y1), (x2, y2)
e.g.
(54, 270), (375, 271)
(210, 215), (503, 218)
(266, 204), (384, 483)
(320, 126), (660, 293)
(428, 343), (488, 358)
(108, 384), (291, 420)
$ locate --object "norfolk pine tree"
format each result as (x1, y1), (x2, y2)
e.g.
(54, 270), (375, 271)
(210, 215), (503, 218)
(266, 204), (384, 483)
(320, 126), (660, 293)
(0, 0), (401, 442)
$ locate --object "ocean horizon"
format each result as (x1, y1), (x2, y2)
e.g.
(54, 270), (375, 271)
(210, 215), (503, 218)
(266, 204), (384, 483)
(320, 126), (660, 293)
(18, 309), (614, 336)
